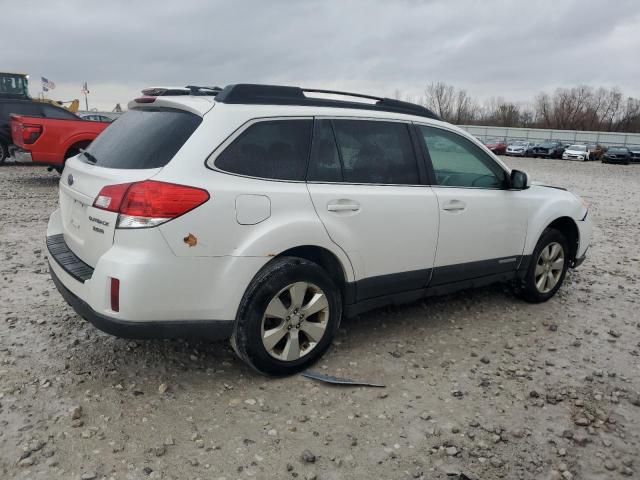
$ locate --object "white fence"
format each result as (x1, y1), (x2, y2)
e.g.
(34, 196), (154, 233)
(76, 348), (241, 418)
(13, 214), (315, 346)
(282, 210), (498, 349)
(458, 125), (640, 147)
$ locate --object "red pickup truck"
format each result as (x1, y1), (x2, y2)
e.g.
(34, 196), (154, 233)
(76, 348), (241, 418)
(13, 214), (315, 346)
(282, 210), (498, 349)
(10, 113), (110, 172)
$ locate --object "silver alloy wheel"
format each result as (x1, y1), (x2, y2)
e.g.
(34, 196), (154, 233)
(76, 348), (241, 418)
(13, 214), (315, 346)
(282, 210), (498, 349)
(534, 242), (565, 293)
(261, 282), (330, 361)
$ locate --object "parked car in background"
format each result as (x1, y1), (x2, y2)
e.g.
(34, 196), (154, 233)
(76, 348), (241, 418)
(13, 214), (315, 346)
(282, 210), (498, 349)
(562, 144), (589, 161)
(46, 83), (591, 375)
(531, 141), (565, 159)
(483, 138), (507, 155)
(601, 146), (631, 165)
(506, 140), (534, 157)
(77, 113), (115, 123)
(587, 144), (606, 161)
(628, 145), (640, 162)
(10, 112), (110, 172)
(1, 99), (78, 164)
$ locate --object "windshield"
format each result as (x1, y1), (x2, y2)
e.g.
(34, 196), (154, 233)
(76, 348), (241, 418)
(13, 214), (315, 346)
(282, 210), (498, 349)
(511, 141), (527, 146)
(567, 145), (586, 151)
(0, 74), (29, 98)
(85, 107), (202, 169)
(608, 147), (628, 153)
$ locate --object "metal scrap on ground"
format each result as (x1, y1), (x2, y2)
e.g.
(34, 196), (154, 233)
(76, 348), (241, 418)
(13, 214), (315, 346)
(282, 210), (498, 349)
(301, 371), (385, 387)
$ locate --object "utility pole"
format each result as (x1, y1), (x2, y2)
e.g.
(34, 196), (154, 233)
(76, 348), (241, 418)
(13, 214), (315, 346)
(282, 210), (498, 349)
(82, 81), (89, 111)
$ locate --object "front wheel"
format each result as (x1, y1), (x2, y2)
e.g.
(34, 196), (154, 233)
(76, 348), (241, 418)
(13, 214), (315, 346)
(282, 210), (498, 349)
(519, 228), (570, 303)
(231, 256), (341, 376)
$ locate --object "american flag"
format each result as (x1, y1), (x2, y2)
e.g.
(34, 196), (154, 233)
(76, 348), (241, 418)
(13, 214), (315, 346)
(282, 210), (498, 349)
(41, 77), (56, 92)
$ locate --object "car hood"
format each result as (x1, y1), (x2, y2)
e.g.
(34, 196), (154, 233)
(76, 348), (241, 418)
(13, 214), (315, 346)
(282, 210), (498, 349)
(564, 149), (587, 155)
(606, 151), (629, 156)
(531, 180), (567, 191)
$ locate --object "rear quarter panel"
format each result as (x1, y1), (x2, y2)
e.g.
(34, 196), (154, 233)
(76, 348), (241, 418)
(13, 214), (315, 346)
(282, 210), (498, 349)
(153, 107), (355, 281)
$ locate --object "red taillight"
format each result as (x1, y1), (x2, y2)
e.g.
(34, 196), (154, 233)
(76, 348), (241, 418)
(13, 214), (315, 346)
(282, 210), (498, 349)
(93, 183), (133, 212)
(93, 180), (210, 228)
(110, 278), (120, 312)
(23, 124), (43, 144)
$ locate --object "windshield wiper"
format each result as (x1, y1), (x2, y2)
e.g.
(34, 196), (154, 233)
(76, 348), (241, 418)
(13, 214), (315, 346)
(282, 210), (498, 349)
(80, 149), (98, 164)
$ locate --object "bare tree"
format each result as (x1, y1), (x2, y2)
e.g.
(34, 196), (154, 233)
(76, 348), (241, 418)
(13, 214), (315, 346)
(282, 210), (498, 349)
(413, 81), (640, 132)
(422, 82), (479, 124)
(423, 81), (455, 120)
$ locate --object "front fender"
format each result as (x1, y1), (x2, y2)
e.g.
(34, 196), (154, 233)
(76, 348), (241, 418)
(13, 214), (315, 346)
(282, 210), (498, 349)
(523, 187), (584, 256)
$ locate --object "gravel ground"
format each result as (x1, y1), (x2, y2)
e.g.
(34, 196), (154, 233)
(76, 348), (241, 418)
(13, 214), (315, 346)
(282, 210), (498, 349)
(1, 158), (639, 480)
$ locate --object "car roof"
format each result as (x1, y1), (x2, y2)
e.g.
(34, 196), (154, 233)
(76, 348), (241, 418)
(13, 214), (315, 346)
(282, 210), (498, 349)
(131, 83), (442, 122)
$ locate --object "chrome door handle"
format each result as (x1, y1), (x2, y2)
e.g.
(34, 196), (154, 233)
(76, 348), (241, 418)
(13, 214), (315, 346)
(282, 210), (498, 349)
(442, 200), (466, 211)
(327, 201), (360, 212)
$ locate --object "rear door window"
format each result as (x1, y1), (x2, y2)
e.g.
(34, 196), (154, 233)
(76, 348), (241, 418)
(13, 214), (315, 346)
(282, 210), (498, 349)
(214, 119), (312, 181)
(84, 108), (202, 169)
(330, 120), (419, 185)
(41, 104), (78, 120)
(307, 119), (343, 182)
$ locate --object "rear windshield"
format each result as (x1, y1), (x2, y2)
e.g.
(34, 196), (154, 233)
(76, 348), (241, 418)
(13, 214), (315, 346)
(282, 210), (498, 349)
(84, 107), (202, 169)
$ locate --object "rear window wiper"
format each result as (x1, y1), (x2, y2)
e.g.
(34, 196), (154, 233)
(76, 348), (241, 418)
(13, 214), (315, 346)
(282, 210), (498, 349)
(80, 149), (98, 164)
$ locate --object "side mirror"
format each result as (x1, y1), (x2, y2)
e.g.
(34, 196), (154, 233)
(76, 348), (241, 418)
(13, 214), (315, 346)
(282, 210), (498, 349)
(510, 169), (530, 190)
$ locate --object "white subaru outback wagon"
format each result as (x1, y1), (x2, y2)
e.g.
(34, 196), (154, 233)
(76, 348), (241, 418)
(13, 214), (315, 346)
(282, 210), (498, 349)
(47, 84), (592, 375)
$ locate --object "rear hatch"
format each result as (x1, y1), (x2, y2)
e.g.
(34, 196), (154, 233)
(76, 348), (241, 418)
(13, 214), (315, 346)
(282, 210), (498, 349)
(58, 106), (203, 267)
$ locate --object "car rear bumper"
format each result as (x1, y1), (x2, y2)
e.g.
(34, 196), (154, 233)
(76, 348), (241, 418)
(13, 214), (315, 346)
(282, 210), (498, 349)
(46, 208), (269, 340)
(49, 263), (234, 339)
(602, 158), (630, 164)
(9, 146), (33, 163)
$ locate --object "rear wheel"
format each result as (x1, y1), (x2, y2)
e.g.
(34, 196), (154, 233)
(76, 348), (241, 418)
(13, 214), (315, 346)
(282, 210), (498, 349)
(519, 228), (570, 303)
(0, 141), (7, 165)
(231, 256), (341, 376)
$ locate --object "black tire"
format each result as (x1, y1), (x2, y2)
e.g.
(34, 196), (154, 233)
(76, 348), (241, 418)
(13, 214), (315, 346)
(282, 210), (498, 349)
(231, 256), (342, 376)
(0, 141), (7, 165)
(519, 228), (570, 303)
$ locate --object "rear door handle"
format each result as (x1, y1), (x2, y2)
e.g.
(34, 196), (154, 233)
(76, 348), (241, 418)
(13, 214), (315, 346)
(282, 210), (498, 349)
(327, 200), (360, 212)
(442, 200), (466, 212)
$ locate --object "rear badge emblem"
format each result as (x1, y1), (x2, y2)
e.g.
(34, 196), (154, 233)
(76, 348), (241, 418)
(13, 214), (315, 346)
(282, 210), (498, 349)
(67, 174), (74, 186)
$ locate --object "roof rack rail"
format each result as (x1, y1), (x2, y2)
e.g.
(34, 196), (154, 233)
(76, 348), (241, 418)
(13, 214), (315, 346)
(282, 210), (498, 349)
(185, 85), (223, 96)
(214, 84), (440, 120)
(141, 86), (223, 97)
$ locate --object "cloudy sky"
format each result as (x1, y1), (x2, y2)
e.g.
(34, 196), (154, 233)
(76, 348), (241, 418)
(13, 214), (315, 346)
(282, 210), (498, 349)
(3, 0), (640, 111)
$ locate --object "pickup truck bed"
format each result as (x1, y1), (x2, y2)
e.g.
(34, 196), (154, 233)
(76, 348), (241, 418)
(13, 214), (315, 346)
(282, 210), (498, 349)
(10, 114), (110, 169)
